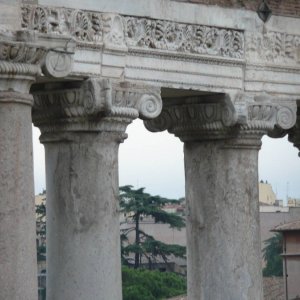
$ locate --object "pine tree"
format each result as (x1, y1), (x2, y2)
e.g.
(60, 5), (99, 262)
(120, 185), (186, 269)
(262, 233), (283, 277)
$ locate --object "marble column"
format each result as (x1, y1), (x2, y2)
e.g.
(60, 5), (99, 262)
(32, 79), (162, 300)
(0, 37), (46, 299)
(145, 94), (297, 300)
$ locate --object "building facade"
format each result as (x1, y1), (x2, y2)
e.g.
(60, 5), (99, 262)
(273, 221), (300, 300)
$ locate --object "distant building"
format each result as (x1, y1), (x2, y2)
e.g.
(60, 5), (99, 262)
(259, 181), (277, 206)
(260, 207), (300, 255)
(273, 221), (300, 300)
(287, 197), (300, 207)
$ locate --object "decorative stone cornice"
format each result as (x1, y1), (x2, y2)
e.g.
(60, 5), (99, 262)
(32, 78), (162, 136)
(144, 93), (297, 145)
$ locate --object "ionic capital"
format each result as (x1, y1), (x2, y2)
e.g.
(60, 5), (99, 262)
(32, 78), (162, 139)
(0, 31), (47, 96)
(145, 93), (297, 146)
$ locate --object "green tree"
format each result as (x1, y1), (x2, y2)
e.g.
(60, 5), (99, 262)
(122, 266), (186, 300)
(120, 185), (186, 269)
(36, 194), (46, 261)
(262, 233), (283, 277)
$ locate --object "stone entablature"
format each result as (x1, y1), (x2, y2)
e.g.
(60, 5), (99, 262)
(21, 4), (244, 59)
(19, 3), (300, 97)
(21, 3), (300, 66)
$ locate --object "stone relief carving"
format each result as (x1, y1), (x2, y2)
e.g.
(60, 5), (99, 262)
(246, 31), (300, 65)
(144, 93), (297, 143)
(22, 4), (300, 66)
(0, 30), (75, 79)
(125, 17), (244, 59)
(0, 39), (46, 65)
(0, 32), (48, 93)
(21, 4), (244, 59)
(42, 49), (74, 78)
(103, 14), (126, 49)
(32, 78), (162, 134)
(22, 5), (103, 43)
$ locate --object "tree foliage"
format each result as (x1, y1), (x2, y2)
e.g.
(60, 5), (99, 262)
(120, 185), (186, 269)
(122, 266), (186, 300)
(262, 233), (283, 277)
(36, 195), (46, 261)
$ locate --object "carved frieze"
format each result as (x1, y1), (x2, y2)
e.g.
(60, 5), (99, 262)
(22, 5), (103, 43)
(246, 31), (300, 66)
(145, 93), (297, 143)
(21, 4), (244, 59)
(32, 78), (162, 134)
(125, 17), (244, 59)
(21, 4), (300, 67)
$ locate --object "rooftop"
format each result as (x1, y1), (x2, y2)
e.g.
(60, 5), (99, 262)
(272, 220), (300, 232)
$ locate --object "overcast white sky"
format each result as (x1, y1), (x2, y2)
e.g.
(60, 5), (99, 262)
(33, 120), (300, 203)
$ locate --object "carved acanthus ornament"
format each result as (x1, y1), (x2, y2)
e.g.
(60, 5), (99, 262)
(32, 78), (162, 136)
(125, 17), (244, 59)
(21, 4), (300, 71)
(246, 31), (300, 66)
(21, 4), (244, 60)
(145, 94), (297, 146)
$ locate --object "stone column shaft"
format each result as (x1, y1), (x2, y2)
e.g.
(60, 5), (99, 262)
(185, 140), (262, 300)
(44, 132), (122, 300)
(0, 35), (46, 300)
(0, 93), (37, 300)
(145, 93), (297, 300)
(32, 78), (162, 300)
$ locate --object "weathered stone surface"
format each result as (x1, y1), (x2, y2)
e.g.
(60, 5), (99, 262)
(18, 2), (300, 96)
(0, 1), (21, 31)
(171, 0), (300, 19)
(42, 131), (123, 300)
(0, 93), (37, 300)
(32, 78), (162, 300)
(0, 92), (37, 300)
(185, 140), (263, 300)
(0, 33), (47, 300)
(145, 94), (297, 300)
